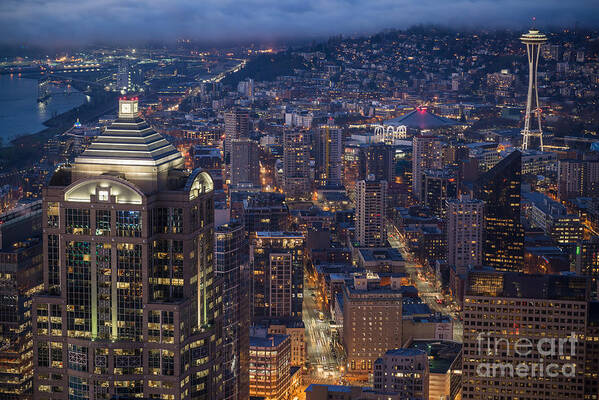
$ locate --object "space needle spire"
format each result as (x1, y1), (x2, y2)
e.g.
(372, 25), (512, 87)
(520, 20), (547, 151)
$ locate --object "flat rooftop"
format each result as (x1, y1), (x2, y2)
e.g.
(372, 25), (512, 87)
(407, 340), (462, 374)
(358, 247), (404, 262)
(466, 271), (589, 301)
(249, 334), (288, 348)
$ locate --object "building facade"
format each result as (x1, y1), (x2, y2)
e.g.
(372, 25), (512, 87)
(32, 99), (223, 400)
(342, 275), (403, 375)
(412, 135), (441, 201)
(224, 109), (250, 163)
(230, 139), (260, 188)
(249, 232), (305, 321)
(558, 158), (599, 200)
(522, 191), (582, 244)
(0, 237), (43, 399)
(355, 178), (388, 247)
(265, 319), (306, 367)
(241, 193), (289, 234)
(474, 150), (524, 272)
(421, 168), (458, 217)
(373, 348), (429, 400)
(462, 271), (590, 399)
(575, 237), (599, 298)
(447, 194), (484, 269)
(283, 130), (310, 200)
(359, 143), (395, 183)
(249, 334), (291, 400)
(316, 124), (343, 187)
(215, 224), (250, 400)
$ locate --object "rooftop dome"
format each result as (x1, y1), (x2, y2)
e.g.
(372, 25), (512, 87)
(383, 107), (458, 130)
(72, 98), (184, 193)
(75, 97), (183, 168)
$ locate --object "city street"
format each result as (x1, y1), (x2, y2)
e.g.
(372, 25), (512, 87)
(303, 282), (344, 386)
(387, 222), (463, 342)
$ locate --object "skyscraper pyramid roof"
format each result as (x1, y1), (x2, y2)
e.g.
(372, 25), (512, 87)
(75, 98), (182, 168)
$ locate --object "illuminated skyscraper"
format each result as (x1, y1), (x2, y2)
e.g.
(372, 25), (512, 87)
(215, 224), (250, 400)
(283, 130), (310, 200)
(447, 194), (484, 269)
(412, 135), (441, 201)
(520, 29), (547, 150)
(475, 150), (524, 272)
(0, 202), (43, 400)
(421, 168), (458, 218)
(359, 143), (394, 183)
(230, 138), (260, 188)
(250, 232), (304, 320)
(224, 108), (250, 163)
(355, 177), (388, 247)
(32, 98), (223, 400)
(343, 275), (403, 375)
(315, 124), (343, 187)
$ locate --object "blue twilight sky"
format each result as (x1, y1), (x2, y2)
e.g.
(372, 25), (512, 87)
(1, 0), (598, 46)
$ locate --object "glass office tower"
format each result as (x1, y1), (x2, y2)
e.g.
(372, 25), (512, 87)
(32, 98), (223, 400)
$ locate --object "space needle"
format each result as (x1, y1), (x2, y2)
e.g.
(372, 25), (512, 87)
(520, 24), (547, 151)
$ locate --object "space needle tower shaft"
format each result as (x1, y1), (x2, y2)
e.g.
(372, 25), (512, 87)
(520, 28), (547, 151)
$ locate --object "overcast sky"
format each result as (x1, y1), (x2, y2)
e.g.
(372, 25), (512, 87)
(1, 0), (598, 47)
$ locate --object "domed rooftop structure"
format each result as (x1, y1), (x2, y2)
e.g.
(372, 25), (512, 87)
(75, 97), (182, 168)
(383, 107), (458, 130)
(72, 97), (184, 193)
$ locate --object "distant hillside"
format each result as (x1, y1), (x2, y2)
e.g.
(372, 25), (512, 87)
(222, 51), (310, 86)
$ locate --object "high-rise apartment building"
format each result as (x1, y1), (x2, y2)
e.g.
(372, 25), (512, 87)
(249, 232), (304, 320)
(224, 108), (250, 163)
(557, 158), (599, 200)
(343, 275), (403, 375)
(462, 271), (591, 399)
(355, 178), (388, 247)
(412, 135), (441, 201)
(215, 224), (250, 400)
(230, 138), (260, 188)
(474, 150), (524, 272)
(32, 98), (223, 400)
(373, 348), (429, 400)
(283, 130), (310, 200)
(315, 124), (343, 187)
(447, 194), (484, 269)
(359, 143), (395, 183)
